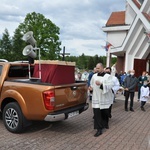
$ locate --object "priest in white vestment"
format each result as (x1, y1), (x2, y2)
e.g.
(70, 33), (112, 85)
(89, 63), (114, 137)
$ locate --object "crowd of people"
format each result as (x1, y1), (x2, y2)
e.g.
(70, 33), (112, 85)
(75, 64), (150, 137)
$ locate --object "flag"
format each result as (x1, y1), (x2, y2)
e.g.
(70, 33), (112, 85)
(106, 42), (112, 51)
(101, 42), (112, 51)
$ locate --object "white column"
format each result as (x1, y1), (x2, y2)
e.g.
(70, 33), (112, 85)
(106, 51), (111, 67)
(146, 60), (149, 72)
(124, 53), (134, 72)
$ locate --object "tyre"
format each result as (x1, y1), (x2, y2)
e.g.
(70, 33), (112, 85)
(3, 102), (25, 133)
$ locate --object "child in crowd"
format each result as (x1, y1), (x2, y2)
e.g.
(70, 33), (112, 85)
(140, 81), (150, 111)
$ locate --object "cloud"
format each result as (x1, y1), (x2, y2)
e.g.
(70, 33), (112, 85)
(0, 0), (126, 56)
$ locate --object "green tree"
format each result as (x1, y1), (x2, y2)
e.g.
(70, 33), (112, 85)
(65, 56), (78, 63)
(12, 28), (26, 61)
(16, 12), (61, 60)
(0, 29), (13, 61)
(93, 55), (104, 66)
(101, 56), (106, 66)
(111, 57), (117, 65)
(87, 57), (95, 70)
(77, 53), (88, 69)
(93, 55), (99, 65)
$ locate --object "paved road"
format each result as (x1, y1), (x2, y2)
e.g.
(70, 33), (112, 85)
(0, 92), (150, 150)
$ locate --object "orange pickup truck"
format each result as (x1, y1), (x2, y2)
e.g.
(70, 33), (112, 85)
(0, 60), (88, 133)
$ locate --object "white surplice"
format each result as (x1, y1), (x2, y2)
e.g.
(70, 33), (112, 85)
(90, 73), (114, 109)
(140, 86), (150, 102)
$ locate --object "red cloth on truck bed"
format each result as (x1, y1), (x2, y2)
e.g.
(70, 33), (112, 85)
(32, 64), (75, 85)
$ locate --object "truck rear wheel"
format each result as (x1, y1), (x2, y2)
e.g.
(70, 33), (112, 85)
(3, 102), (25, 133)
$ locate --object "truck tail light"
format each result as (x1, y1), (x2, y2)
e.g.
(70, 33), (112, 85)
(43, 90), (55, 110)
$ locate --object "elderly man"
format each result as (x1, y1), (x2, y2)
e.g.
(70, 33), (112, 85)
(124, 70), (138, 112)
(89, 63), (114, 137)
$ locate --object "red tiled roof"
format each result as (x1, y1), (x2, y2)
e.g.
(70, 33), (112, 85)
(106, 11), (125, 27)
(143, 12), (150, 22)
(132, 0), (141, 9)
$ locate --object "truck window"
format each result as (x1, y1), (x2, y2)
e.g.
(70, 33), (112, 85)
(8, 65), (34, 77)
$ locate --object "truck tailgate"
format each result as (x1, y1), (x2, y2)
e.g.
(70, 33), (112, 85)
(53, 82), (88, 111)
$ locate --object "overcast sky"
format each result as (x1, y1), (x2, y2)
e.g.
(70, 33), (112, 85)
(0, 0), (126, 56)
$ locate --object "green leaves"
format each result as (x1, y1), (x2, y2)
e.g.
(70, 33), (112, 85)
(0, 12), (61, 61)
(0, 29), (13, 61)
(18, 12), (61, 60)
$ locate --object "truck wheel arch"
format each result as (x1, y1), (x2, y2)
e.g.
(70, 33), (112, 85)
(1, 90), (28, 118)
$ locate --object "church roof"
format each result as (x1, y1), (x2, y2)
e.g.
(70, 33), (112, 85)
(106, 11), (125, 27)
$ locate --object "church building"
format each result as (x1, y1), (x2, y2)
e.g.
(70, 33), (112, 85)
(102, 0), (150, 77)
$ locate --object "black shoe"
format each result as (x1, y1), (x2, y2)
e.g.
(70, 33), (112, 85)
(141, 107), (145, 111)
(130, 108), (134, 112)
(125, 108), (128, 111)
(109, 114), (112, 118)
(105, 125), (109, 129)
(94, 129), (102, 137)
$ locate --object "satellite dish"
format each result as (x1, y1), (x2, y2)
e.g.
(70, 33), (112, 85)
(22, 45), (36, 58)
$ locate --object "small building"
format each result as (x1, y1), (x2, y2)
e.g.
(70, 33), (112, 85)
(102, 0), (150, 77)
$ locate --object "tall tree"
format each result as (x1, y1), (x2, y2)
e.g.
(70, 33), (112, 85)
(94, 55), (100, 65)
(12, 28), (26, 61)
(0, 29), (12, 61)
(77, 53), (88, 69)
(16, 12), (61, 60)
(65, 56), (78, 63)
(87, 57), (95, 70)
